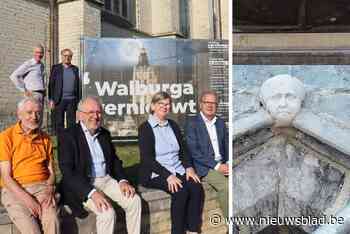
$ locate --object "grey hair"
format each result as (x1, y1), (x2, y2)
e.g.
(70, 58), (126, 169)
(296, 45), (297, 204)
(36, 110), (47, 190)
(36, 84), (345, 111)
(77, 96), (102, 112)
(17, 97), (41, 111)
(61, 48), (73, 55)
(199, 90), (218, 102)
(149, 91), (172, 114)
(34, 44), (44, 52)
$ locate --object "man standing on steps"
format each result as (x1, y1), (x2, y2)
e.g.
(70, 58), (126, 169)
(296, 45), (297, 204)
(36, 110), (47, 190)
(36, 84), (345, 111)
(10, 44), (46, 126)
(185, 90), (229, 218)
(48, 48), (80, 134)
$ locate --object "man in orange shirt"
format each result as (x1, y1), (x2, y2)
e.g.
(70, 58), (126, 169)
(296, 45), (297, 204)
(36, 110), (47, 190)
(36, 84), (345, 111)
(0, 97), (59, 234)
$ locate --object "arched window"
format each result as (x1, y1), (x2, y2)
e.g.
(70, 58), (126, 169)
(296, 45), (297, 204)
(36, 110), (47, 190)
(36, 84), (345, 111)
(104, 0), (129, 20)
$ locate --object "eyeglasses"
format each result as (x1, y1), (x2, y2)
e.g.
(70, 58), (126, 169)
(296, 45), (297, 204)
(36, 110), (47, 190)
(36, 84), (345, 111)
(79, 110), (102, 116)
(201, 101), (218, 106)
(62, 54), (72, 58)
(157, 101), (171, 107)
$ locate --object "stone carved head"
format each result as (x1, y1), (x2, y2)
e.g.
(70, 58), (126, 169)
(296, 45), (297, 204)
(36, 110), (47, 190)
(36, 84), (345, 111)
(259, 74), (306, 127)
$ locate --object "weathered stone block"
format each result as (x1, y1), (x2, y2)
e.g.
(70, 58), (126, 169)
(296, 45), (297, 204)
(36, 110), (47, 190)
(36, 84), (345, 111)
(233, 130), (348, 233)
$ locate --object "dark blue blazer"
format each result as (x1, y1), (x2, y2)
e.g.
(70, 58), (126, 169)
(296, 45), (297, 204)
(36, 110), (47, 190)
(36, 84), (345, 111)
(185, 114), (228, 177)
(48, 63), (80, 105)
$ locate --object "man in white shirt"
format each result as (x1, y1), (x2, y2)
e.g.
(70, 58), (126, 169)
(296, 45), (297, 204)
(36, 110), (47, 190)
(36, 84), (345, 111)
(58, 96), (141, 234)
(10, 45), (46, 100)
(10, 44), (46, 126)
(185, 91), (228, 218)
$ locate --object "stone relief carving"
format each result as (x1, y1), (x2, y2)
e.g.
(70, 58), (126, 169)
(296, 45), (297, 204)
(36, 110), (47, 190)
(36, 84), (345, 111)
(233, 74), (350, 156)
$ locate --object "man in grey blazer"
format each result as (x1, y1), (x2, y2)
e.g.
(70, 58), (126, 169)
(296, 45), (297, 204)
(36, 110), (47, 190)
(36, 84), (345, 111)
(185, 90), (228, 218)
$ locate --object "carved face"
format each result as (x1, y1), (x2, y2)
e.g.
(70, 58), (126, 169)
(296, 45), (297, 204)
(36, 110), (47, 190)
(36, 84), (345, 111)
(260, 75), (305, 127)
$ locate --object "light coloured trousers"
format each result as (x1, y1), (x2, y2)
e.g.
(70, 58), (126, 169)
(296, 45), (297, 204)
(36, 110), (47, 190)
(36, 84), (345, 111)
(1, 182), (60, 234)
(84, 175), (142, 234)
(203, 170), (229, 218)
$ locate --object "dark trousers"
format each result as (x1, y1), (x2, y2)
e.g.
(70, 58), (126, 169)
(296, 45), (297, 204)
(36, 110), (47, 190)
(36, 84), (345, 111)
(145, 174), (204, 234)
(53, 99), (77, 134)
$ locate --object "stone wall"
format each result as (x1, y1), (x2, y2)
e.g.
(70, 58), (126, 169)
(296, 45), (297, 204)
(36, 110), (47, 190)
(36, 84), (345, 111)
(0, 184), (227, 234)
(188, 0), (211, 39)
(233, 65), (350, 125)
(102, 22), (138, 38)
(188, 0), (228, 39)
(233, 33), (350, 50)
(136, 0), (182, 37)
(219, 0), (228, 40)
(233, 128), (350, 233)
(134, 0), (228, 39)
(0, 0), (50, 131)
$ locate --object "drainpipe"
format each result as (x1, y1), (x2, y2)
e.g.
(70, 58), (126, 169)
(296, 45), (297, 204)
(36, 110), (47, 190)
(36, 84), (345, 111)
(208, 0), (215, 39)
(312, 204), (350, 234)
(48, 0), (57, 132)
(217, 0), (222, 39)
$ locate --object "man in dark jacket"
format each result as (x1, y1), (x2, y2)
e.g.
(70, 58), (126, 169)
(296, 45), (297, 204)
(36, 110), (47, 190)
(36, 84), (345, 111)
(58, 96), (141, 234)
(48, 48), (80, 134)
(185, 90), (229, 218)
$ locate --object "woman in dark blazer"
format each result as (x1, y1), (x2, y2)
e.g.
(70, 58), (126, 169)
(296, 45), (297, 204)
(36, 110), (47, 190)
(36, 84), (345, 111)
(138, 91), (204, 234)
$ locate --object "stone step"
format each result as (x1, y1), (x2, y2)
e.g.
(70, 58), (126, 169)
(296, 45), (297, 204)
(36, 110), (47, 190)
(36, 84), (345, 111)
(0, 182), (227, 234)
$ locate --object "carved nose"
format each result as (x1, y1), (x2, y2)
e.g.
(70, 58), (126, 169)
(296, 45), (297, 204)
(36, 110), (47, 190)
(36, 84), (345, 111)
(279, 96), (287, 107)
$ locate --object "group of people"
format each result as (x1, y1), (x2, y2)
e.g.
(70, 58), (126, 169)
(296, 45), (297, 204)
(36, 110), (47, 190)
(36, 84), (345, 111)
(0, 45), (228, 234)
(9, 45), (80, 134)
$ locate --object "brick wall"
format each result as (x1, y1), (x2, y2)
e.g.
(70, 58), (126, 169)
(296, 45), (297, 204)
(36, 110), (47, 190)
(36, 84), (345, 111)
(58, 0), (101, 68)
(0, 0), (50, 131)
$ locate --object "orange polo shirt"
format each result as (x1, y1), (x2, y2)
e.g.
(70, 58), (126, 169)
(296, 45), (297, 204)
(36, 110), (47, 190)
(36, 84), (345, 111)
(0, 122), (53, 186)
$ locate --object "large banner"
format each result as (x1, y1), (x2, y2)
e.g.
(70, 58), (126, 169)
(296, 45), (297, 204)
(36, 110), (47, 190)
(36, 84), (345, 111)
(82, 38), (228, 137)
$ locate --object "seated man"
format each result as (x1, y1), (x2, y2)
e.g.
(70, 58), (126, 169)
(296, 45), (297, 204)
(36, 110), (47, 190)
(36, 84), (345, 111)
(0, 97), (59, 234)
(58, 96), (141, 234)
(185, 90), (229, 218)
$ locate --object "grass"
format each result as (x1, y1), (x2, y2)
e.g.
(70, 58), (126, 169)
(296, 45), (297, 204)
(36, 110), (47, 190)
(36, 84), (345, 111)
(116, 144), (140, 168)
(116, 144), (140, 185)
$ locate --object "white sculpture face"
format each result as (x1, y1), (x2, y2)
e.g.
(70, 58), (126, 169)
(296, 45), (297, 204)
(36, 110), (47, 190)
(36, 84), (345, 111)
(260, 75), (305, 127)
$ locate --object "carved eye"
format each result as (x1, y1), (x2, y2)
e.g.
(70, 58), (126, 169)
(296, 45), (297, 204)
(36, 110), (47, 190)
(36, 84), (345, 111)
(286, 93), (297, 100)
(271, 94), (282, 101)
